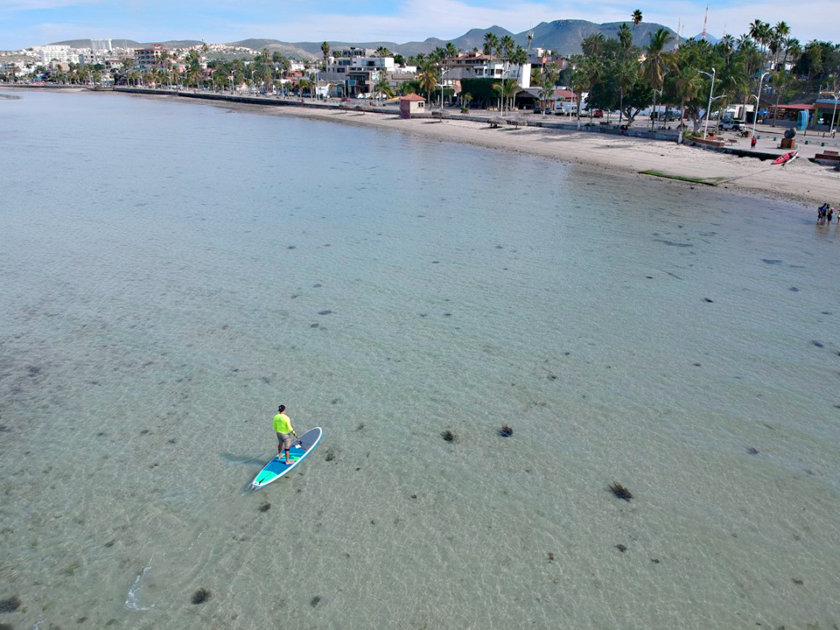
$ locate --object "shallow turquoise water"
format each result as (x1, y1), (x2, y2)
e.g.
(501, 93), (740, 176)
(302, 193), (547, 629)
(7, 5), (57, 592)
(1, 88), (839, 629)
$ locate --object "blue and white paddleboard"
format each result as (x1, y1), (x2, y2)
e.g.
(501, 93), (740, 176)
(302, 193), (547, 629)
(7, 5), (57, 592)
(250, 427), (322, 490)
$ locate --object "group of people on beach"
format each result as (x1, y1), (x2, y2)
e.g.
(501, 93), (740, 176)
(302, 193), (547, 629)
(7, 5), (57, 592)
(817, 203), (836, 225)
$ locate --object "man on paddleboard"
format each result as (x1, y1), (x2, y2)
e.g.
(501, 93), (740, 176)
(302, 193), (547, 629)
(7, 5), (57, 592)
(273, 405), (298, 465)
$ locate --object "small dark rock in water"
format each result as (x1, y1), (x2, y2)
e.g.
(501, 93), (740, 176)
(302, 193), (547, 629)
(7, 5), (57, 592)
(792, 578), (803, 585)
(259, 502), (271, 513)
(441, 430), (456, 442)
(547, 552), (555, 562)
(609, 482), (633, 501)
(761, 259), (783, 265)
(789, 286), (799, 292)
(498, 425), (513, 438)
(811, 340), (824, 348)
(615, 544), (627, 552)
(703, 297), (714, 303)
(318, 310), (333, 315)
(0, 595), (21, 612)
(746, 447), (759, 455)
(324, 449), (336, 462)
(651, 558), (660, 564)
(410, 494), (417, 499)
(0, 425), (9, 433)
(310, 596), (321, 607)
(191, 588), (211, 604)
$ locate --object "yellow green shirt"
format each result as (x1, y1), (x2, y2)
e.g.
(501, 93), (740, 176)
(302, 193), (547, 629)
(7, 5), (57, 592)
(273, 413), (294, 434)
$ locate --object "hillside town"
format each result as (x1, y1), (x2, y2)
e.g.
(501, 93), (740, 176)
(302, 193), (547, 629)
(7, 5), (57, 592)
(1, 19), (838, 140)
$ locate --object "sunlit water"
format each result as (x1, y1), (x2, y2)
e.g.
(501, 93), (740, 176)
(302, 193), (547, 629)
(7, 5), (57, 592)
(1, 88), (839, 629)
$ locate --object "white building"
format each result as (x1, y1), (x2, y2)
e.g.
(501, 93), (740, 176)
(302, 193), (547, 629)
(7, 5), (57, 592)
(443, 52), (530, 88)
(34, 45), (74, 64)
(322, 49), (396, 97)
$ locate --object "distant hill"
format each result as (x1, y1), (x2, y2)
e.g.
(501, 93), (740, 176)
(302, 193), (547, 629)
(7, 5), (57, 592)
(51, 38), (205, 49)
(450, 26), (516, 52)
(691, 33), (720, 44)
(49, 20), (681, 58)
(524, 20), (681, 53)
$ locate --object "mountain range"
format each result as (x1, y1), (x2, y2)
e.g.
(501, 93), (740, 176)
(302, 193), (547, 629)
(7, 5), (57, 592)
(54, 20), (683, 59)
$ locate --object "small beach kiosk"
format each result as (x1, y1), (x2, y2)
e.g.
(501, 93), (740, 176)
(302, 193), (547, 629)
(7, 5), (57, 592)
(399, 93), (426, 119)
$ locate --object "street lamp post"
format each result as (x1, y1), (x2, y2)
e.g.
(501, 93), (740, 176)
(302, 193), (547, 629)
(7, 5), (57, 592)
(830, 92), (839, 139)
(751, 71), (771, 139)
(439, 67), (450, 113)
(699, 67), (716, 139)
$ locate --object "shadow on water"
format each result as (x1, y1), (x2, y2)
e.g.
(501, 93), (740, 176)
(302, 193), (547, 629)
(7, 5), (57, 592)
(220, 452), (264, 465)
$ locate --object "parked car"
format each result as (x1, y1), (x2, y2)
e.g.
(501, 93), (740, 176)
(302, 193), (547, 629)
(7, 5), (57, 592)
(592, 109), (604, 118)
(720, 118), (740, 130)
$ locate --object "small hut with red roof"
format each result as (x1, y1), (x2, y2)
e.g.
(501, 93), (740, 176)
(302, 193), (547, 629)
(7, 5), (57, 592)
(399, 93), (426, 119)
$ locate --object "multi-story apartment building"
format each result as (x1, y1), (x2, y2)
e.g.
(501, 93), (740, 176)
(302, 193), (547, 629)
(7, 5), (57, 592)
(134, 44), (165, 68)
(443, 51), (531, 89)
(322, 48), (397, 97)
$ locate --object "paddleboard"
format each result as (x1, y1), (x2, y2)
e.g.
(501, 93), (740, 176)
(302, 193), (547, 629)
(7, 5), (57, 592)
(250, 427), (322, 490)
(772, 150), (797, 165)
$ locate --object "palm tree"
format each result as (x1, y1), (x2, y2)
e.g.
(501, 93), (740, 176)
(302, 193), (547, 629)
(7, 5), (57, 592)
(618, 23), (633, 51)
(642, 28), (674, 89)
(538, 62), (559, 115)
(417, 58), (439, 103)
(632, 10), (643, 26)
(643, 28), (674, 127)
(673, 66), (703, 140)
(572, 55), (603, 120)
(483, 32), (499, 56)
(374, 73), (393, 101)
(581, 33), (606, 57)
(321, 41), (330, 69)
(748, 19), (771, 54)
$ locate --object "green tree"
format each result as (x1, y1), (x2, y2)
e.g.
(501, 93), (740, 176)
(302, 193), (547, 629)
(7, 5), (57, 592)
(374, 72), (393, 101)
(632, 10), (643, 26)
(672, 66), (704, 140)
(417, 58), (439, 103)
(483, 33), (499, 56)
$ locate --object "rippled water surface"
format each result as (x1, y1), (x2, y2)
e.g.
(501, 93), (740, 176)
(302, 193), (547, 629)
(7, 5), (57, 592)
(1, 88), (839, 629)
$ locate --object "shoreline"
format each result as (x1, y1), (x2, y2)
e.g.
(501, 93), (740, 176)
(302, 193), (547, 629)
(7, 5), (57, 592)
(268, 104), (837, 205)
(7, 85), (838, 208)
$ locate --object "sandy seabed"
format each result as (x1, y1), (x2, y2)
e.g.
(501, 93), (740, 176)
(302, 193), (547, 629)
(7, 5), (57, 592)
(260, 103), (839, 209)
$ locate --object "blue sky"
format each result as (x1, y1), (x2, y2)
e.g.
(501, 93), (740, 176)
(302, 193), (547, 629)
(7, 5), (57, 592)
(1, 0), (834, 51)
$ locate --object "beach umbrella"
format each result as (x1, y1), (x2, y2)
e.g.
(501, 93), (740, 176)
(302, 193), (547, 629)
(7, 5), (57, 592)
(758, 109), (769, 115)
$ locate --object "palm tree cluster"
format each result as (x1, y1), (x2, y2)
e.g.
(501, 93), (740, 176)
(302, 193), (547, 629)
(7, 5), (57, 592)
(568, 16), (838, 132)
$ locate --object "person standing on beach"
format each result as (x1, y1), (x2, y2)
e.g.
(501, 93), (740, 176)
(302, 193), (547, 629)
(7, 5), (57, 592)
(750, 135), (757, 150)
(273, 405), (298, 464)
